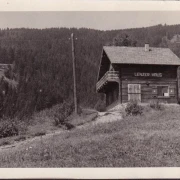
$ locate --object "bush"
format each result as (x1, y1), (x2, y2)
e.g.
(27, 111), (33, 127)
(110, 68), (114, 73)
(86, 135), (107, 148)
(52, 101), (74, 127)
(14, 135), (26, 142)
(33, 131), (46, 137)
(0, 140), (11, 146)
(16, 120), (28, 135)
(0, 120), (19, 138)
(125, 101), (143, 116)
(149, 100), (163, 110)
(94, 99), (106, 112)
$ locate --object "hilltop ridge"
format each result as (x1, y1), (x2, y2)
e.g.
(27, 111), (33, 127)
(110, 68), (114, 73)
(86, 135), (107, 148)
(0, 24), (180, 117)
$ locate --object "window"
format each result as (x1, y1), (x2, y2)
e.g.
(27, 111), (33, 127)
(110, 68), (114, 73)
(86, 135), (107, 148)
(157, 86), (169, 97)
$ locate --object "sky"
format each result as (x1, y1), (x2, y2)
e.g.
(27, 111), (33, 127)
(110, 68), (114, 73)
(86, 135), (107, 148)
(0, 11), (180, 30)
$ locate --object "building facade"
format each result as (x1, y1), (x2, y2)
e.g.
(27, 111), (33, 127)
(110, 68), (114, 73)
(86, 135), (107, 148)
(0, 63), (17, 95)
(96, 44), (180, 108)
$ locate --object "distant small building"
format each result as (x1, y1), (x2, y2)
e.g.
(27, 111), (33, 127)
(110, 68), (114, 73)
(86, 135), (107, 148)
(170, 34), (180, 44)
(96, 44), (180, 109)
(0, 63), (17, 96)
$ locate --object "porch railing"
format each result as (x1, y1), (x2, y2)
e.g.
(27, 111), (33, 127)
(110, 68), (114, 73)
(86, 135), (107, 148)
(96, 71), (119, 92)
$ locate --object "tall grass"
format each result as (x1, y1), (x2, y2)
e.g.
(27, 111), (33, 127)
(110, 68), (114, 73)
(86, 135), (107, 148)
(0, 105), (180, 167)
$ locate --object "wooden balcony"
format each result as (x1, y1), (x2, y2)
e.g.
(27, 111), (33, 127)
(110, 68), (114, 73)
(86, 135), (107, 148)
(96, 71), (119, 92)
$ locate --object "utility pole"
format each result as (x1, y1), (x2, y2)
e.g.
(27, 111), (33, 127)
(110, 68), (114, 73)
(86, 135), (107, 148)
(71, 33), (78, 114)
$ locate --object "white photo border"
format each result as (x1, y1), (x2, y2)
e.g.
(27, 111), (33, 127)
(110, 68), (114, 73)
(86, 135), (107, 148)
(0, 0), (180, 179)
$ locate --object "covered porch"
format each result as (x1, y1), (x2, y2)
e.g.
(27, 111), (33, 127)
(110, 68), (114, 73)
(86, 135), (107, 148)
(96, 71), (121, 107)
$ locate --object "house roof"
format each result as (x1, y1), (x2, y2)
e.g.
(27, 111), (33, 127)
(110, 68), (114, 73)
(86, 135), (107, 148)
(170, 34), (180, 43)
(103, 46), (180, 65)
(0, 63), (17, 89)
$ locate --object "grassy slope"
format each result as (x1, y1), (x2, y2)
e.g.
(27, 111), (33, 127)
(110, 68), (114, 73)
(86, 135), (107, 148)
(0, 105), (180, 167)
(0, 108), (98, 146)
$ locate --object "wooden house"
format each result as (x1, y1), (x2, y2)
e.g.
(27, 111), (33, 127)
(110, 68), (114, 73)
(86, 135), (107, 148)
(0, 63), (17, 96)
(170, 34), (180, 44)
(96, 44), (180, 108)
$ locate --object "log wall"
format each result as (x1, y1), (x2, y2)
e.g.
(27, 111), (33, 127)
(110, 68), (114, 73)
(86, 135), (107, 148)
(115, 64), (178, 104)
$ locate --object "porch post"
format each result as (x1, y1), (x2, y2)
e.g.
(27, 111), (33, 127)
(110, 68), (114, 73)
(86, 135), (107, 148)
(118, 79), (122, 104)
(118, 68), (122, 104)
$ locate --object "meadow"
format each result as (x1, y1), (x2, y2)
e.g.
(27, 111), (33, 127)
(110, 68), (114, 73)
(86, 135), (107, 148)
(0, 104), (180, 167)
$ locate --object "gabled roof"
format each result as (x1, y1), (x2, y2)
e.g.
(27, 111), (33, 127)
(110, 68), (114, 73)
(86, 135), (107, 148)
(170, 34), (180, 43)
(103, 46), (180, 65)
(0, 63), (17, 89)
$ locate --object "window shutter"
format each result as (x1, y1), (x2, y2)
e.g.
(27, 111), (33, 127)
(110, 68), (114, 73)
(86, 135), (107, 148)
(169, 88), (175, 96)
(128, 84), (133, 93)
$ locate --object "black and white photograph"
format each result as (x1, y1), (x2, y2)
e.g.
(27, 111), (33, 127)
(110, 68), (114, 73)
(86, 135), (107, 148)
(0, 0), (180, 175)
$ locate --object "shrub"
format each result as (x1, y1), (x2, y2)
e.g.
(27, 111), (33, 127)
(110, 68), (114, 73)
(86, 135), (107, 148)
(0, 140), (11, 146)
(94, 99), (106, 112)
(52, 101), (74, 127)
(14, 135), (26, 142)
(0, 119), (19, 138)
(63, 122), (75, 130)
(149, 100), (163, 110)
(16, 120), (28, 135)
(33, 131), (46, 137)
(125, 101), (143, 116)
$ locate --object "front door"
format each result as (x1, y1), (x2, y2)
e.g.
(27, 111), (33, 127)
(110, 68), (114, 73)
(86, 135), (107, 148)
(128, 84), (141, 102)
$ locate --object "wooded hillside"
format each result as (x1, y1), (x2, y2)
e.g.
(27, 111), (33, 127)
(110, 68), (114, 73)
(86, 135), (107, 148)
(0, 24), (180, 118)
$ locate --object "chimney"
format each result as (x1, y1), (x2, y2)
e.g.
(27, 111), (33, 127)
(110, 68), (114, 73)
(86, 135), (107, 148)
(145, 43), (149, 52)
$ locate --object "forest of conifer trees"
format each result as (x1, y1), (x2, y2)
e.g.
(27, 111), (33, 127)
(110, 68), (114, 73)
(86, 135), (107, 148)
(0, 24), (180, 118)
